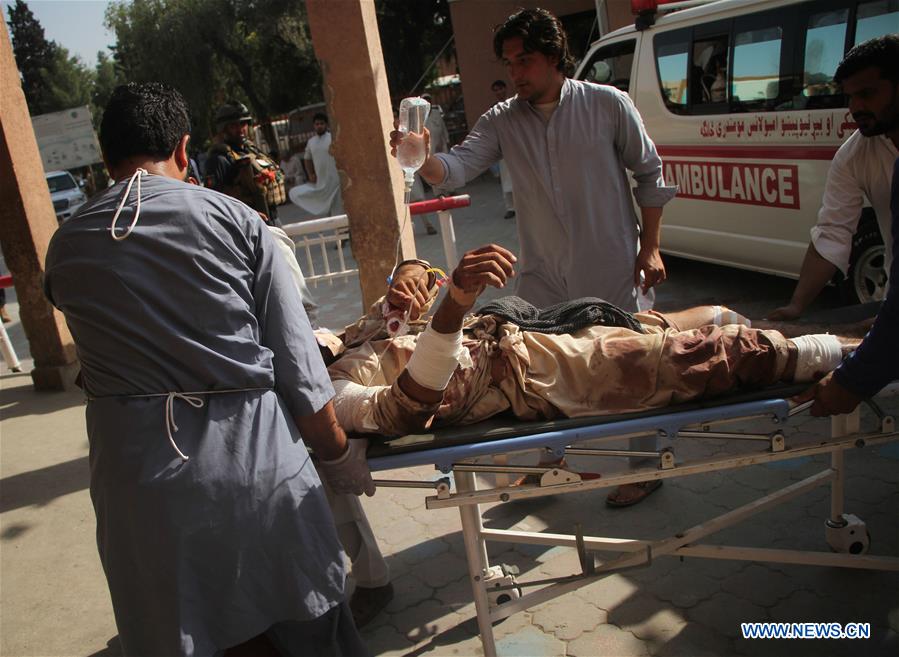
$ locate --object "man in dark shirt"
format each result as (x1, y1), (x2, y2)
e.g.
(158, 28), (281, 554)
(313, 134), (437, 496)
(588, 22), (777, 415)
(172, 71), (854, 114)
(796, 157), (899, 415)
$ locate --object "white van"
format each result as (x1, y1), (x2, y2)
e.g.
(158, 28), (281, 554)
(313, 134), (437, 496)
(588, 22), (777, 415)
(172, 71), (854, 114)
(575, 0), (898, 303)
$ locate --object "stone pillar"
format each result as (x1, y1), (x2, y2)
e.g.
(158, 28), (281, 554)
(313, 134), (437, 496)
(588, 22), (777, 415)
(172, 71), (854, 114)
(306, 0), (415, 310)
(0, 22), (79, 390)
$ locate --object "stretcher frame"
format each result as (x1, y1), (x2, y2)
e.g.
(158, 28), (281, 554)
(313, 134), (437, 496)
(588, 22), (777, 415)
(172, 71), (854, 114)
(366, 392), (899, 657)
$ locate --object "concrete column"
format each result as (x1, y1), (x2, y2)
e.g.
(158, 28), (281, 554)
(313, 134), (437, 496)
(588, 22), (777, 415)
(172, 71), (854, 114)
(0, 22), (79, 390)
(306, 0), (415, 311)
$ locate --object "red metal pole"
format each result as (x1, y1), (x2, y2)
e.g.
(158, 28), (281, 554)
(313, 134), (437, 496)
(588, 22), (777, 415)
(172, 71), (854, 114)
(408, 195), (471, 215)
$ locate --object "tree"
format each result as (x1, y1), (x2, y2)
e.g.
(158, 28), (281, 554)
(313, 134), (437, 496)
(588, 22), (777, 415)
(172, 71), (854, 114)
(6, 0), (95, 115)
(92, 51), (124, 121)
(104, 0), (455, 145)
(105, 0), (322, 146)
(5, 0), (56, 113)
(43, 46), (94, 111)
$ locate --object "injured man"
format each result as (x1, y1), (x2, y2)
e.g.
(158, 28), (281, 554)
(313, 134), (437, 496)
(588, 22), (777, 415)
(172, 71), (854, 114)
(311, 243), (858, 626)
(320, 244), (858, 438)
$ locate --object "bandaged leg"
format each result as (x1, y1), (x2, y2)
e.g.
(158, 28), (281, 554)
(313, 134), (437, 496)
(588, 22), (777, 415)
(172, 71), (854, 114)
(789, 334), (844, 382)
(323, 484), (390, 588)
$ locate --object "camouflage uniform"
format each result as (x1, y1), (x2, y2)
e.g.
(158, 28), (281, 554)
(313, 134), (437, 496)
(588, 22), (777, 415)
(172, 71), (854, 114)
(205, 101), (286, 224)
(325, 297), (791, 438)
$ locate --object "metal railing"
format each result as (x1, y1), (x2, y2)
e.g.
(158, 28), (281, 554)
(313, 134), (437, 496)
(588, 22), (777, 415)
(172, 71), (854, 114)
(280, 194), (471, 287)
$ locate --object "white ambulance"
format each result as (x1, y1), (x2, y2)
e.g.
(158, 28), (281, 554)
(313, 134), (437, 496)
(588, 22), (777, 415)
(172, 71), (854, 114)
(576, 0), (898, 303)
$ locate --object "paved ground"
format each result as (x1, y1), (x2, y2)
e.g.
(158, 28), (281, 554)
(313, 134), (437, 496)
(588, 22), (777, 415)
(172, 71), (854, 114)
(1, 176), (897, 657)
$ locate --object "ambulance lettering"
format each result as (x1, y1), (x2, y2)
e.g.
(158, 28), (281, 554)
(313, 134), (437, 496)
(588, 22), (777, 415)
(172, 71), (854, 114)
(663, 161), (799, 210)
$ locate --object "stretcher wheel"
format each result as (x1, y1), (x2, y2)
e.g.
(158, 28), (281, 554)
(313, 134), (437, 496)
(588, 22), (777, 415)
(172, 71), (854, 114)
(825, 514), (870, 555)
(484, 564), (522, 608)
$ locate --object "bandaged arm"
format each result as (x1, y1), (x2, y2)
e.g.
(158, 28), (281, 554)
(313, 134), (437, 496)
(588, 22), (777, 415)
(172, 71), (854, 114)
(332, 280), (475, 437)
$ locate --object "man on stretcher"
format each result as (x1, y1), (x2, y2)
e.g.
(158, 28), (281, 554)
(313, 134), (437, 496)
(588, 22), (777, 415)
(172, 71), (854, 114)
(318, 244), (858, 441)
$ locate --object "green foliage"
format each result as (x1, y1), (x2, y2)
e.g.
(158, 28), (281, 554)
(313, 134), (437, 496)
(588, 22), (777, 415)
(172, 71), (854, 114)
(5, 0), (115, 120)
(105, 0), (323, 145)
(42, 46), (94, 111)
(6, 0), (58, 113)
(7, 0), (456, 144)
(92, 51), (124, 124)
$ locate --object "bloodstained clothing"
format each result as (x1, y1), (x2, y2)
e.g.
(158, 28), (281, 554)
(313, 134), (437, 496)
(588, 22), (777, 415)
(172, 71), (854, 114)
(326, 301), (790, 438)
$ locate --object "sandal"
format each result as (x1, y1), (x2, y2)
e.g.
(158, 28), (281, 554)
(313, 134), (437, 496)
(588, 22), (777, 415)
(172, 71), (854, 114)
(605, 480), (663, 508)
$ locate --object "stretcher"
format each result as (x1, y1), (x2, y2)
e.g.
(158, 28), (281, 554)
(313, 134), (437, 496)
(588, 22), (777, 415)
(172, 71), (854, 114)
(365, 385), (899, 657)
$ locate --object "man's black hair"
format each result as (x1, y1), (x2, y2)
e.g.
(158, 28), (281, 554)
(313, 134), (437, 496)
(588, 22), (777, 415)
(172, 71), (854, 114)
(493, 8), (574, 76)
(834, 34), (899, 85)
(100, 82), (190, 168)
(491, 79), (507, 89)
(312, 112), (329, 123)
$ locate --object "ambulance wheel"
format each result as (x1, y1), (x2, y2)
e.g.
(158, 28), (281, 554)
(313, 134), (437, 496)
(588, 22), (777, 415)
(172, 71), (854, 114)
(841, 218), (886, 305)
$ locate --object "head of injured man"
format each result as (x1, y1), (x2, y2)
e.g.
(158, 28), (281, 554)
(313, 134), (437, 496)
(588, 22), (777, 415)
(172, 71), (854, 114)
(100, 82), (191, 180)
(835, 34), (899, 138)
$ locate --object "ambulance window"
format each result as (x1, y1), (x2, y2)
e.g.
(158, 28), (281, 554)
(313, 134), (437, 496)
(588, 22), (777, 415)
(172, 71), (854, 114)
(802, 7), (849, 103)
(855, 0), (899, 44)
(692, 36), (729, 105)
(731, 25), (783, 109)
(582, 40), (636, 92)
(654, 30), (690, 113)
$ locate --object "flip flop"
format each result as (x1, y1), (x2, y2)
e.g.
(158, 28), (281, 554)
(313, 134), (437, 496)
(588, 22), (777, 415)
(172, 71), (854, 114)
(605, 479), (663, 508)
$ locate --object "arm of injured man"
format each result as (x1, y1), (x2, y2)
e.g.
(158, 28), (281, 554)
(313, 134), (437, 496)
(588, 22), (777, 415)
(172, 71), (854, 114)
(331, 245), (517, 436)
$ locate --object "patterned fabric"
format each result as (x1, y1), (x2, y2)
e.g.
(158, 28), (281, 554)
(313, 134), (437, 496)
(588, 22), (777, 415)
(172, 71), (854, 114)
(476, 295), (644, 334)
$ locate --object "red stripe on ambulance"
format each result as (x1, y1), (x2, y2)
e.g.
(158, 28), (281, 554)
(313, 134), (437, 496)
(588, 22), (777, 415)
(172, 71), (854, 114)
(657, 145), (838, 160)
(663, 161), (799, 210)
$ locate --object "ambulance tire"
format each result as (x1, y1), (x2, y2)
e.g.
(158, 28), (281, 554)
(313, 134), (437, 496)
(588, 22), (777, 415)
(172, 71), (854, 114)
(840, 218), (886, 305)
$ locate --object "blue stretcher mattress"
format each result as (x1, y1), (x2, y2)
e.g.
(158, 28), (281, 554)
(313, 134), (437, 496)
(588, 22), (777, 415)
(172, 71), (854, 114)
(366, 383), (806, 473)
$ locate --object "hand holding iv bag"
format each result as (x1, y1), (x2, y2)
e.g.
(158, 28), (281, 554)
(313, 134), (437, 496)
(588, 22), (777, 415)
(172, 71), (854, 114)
(397, 97), (431, 195)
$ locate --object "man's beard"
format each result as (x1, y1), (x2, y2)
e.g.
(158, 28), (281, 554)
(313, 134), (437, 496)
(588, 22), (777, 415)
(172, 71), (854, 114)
(854, 94), (899, 137)
(853, 113), (895, 136)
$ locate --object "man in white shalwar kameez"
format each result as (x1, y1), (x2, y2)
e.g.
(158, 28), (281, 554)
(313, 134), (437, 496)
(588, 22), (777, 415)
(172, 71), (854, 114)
(290, 113), (344, 217)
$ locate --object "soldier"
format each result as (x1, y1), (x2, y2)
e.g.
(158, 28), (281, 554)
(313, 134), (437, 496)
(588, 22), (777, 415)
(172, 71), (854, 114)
(205, 100), (287, 226)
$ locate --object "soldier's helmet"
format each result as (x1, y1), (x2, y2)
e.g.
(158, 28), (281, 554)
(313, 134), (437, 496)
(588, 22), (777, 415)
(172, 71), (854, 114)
(215, 101), (253, 128)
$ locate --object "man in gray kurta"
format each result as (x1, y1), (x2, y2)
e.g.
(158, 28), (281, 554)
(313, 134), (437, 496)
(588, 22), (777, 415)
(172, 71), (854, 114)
(390, 8), (676, 506)
(44, 82), (372, 657)
(396, 8), (676, 313)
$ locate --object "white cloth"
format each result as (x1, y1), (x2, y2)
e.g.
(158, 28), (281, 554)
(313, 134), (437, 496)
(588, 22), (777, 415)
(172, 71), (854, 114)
(323, 485), (391, 588)
(811, 131), (897, 276)
(791, 334), (844, 382)
(290, 132), (343, 216)
(499, 159), (513, 198)
(282, 154), (303, 186)
(269, 225), (318, 322)
(426, 106), (449, 155)
(434, 78), (677, 311)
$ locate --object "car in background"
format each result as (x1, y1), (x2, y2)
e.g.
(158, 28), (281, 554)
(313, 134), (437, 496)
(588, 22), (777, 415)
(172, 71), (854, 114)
(46, 170), (87, 223)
